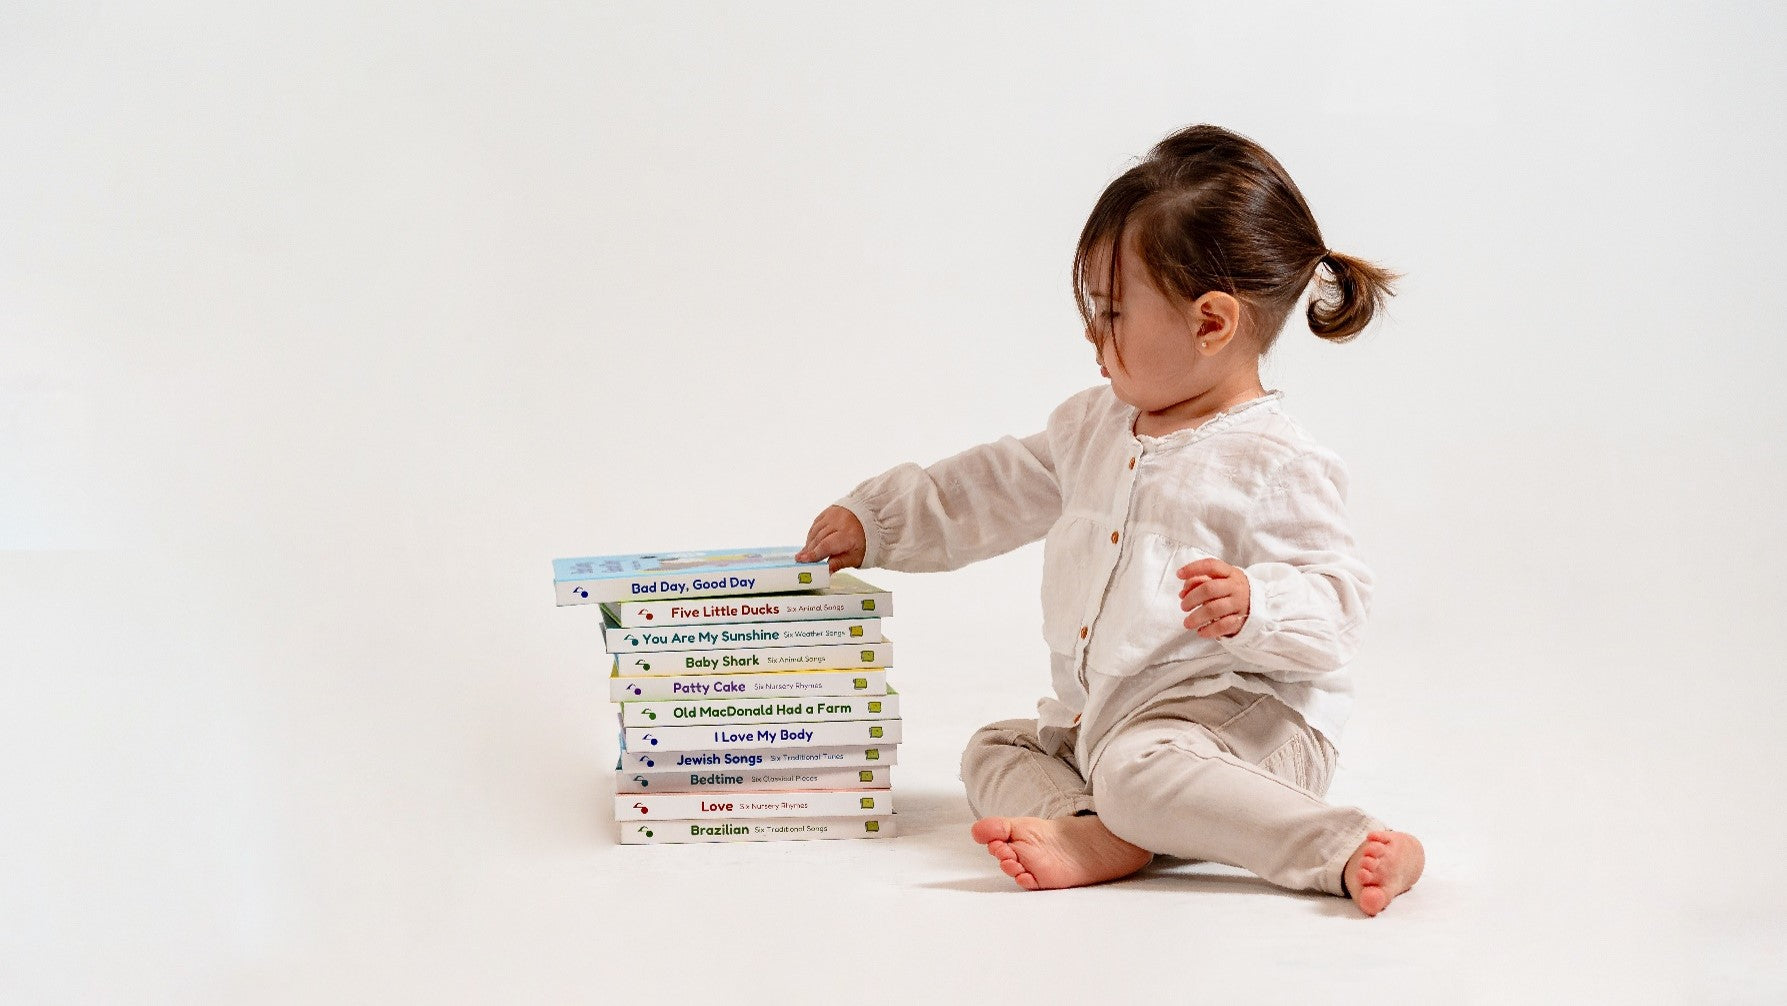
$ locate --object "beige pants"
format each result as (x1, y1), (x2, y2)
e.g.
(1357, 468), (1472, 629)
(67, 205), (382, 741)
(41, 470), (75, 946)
(960, 688), (1383, 896)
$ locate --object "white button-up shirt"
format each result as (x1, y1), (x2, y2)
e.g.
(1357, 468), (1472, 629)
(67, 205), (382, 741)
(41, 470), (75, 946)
(838, 385), (1372, 769)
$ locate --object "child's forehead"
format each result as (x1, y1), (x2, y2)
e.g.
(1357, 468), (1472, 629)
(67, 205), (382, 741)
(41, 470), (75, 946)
(1083, 231), (1155, 299)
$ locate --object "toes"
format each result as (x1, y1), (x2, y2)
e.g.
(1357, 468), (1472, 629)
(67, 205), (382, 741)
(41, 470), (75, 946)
(1000, 857), (1027, 879)
(970, 817), (1014, 844)
(985, 839), (1016, 862)
(1357, 886), (1390, 917)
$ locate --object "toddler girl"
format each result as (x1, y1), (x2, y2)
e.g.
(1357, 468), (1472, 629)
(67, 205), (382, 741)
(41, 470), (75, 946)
(796, 124), (1423, 916)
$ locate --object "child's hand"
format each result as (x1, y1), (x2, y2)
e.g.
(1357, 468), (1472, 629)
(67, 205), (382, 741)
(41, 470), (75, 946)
(1177, 558), (1250, 638)
(797, 505), (867, 573)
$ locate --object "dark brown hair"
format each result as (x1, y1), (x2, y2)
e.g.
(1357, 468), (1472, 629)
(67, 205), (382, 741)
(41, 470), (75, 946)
(1074, 124), (1397, 355)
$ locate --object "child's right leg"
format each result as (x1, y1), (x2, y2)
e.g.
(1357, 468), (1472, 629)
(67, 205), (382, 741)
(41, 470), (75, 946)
(959, 719), (1153, 889)
(959, 718), (1094, 819)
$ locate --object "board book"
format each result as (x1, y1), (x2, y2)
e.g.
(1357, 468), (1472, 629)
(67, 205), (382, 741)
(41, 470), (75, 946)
(600, 571), (892, 627)
(621, 690), (898, 727)
(618, 743), (896, 773)
(617, 789), (891, 820)
(619, 815), (896, 845)
(553, 547), (828, 606)
(609, 667), (888, 702)
(616, 765), (890, 793)
(623, 718), (902, 752)
(602, 616), (881, 653)
(611, 639), (892, 676)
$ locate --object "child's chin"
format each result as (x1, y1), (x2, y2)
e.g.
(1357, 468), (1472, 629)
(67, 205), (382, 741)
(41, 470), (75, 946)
(1108, 385), (1145, 408)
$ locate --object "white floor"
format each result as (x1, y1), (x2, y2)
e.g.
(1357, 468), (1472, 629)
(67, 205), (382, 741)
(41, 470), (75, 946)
(6, 549), (1784, 1003)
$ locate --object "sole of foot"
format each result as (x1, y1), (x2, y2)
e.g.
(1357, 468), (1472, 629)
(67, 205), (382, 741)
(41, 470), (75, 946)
(1344, 830), (1425, 917)
(969, 815), (1152, 890)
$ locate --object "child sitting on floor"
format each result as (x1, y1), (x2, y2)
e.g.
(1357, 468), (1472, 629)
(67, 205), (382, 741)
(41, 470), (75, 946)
(798, 124), (1423, 915)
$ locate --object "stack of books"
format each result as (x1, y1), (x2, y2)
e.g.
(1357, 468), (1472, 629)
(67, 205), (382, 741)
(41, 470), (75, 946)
(553, 547), (899, 845)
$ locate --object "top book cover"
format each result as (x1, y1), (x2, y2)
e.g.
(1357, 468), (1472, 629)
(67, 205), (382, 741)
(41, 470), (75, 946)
(553, 547), (831, 606)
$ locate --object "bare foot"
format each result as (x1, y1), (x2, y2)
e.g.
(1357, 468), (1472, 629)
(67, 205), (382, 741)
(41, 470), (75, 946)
(969, 815), (1152, 890)
(1343, 830), (1425, 916)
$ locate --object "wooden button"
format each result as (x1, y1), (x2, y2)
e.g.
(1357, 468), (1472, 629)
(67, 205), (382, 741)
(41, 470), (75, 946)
(1079, 626), (1088, 639)
(1110, 531), (1120, 544)
(1128, 457), (1136, 470)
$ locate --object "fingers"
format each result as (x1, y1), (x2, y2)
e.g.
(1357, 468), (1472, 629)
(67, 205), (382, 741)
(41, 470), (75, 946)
(796, 506), (866, 571)
(1182, 594), (1245, 632)
(1179, 578), (1236, 612)
(803, 528), (847, 562)
(798, 508), (853, 563)
(1191, 612), (1247, 638)
(808, 531), (863, 572)
(797, 515), (830, 562)
(1180, 576), (1248, 637)
(1176, 557), (1234, 581)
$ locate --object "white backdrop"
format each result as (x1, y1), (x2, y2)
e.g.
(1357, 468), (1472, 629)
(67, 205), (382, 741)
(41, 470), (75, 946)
(5, 3), (1785, 1001)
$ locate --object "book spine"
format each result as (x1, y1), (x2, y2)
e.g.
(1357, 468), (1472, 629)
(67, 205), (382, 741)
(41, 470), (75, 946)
(609, 668), (888, 702)
(622, 692), (899, 727)
(615, 766), (890, 793)
(610, 592), (894, 628)
(617, 789), (892, 820)
(612, 641), (892, 677)
(625, 719), (902, 752)
(603, 618), (881, 653)
(619, 816), (896, 845)
(556, 564), (828, 606)
(617, 744), (897, 773)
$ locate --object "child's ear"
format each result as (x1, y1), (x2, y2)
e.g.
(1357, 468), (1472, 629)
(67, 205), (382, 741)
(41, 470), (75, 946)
(1189, 292), (1242, 355)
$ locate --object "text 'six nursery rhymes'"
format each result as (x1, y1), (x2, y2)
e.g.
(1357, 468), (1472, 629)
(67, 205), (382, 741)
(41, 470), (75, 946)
(668, 678), (833, 696)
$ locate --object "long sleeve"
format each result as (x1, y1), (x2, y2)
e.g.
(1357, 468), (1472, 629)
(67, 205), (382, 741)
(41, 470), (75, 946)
(835, 432), (1061, 573)
(1216, 448), (1373, 682)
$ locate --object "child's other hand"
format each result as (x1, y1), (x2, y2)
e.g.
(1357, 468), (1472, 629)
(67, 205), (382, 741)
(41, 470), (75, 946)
(797, 505), (866, 574)
(1177, 558), (1250, 638)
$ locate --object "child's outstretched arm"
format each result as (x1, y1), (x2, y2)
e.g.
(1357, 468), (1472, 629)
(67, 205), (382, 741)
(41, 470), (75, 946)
(797, 432), (1061, 574)
(1174, 448), (1373, 681)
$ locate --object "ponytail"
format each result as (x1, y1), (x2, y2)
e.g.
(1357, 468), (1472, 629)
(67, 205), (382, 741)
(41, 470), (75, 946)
(1307, 251), (1398, 343)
